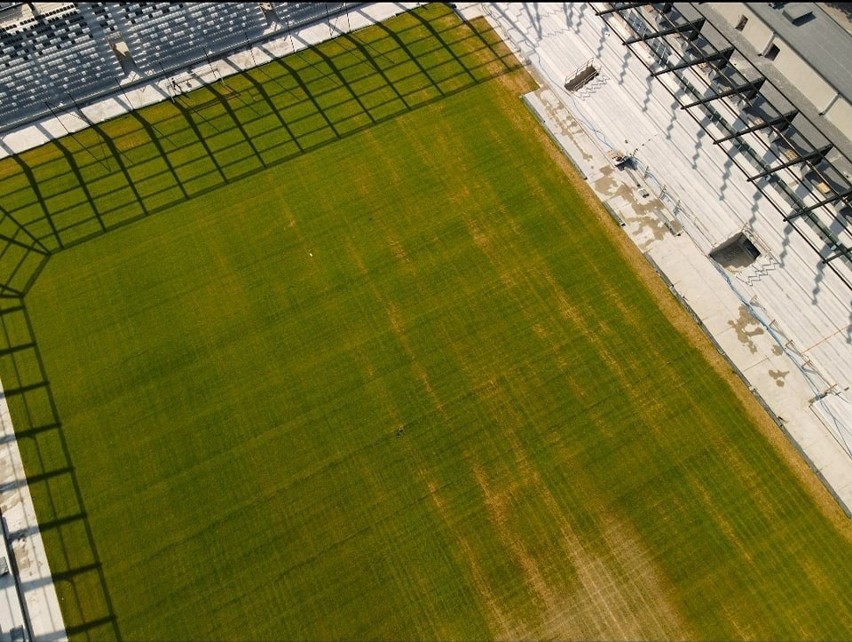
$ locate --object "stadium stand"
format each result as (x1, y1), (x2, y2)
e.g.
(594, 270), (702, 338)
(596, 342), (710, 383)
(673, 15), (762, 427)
(480, 1), (852, 510)
(0, 3), (122, 126)
(0, 2), (352, 130)
(594, 3), (852, 286)
(274, 2), (346, 27)
(105, 2), (266, 74)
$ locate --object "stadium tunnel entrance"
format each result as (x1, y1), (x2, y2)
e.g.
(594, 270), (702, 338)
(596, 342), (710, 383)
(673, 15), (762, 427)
(710, 232), (761, 272)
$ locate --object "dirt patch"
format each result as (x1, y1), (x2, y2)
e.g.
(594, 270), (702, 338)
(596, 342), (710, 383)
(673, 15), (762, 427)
(345, 239), (369, 278)
(414, 363), (445, 415)
(465, 216), (491, 253)
(423, 475), (517, 639)
(535, 266), (581, 325)
(635, 216), (668, 251)
(467, 419), (691, 640)
(385, 301), (406, 343)
(438, 307), (693, 639)
(593, 165), (616, 195)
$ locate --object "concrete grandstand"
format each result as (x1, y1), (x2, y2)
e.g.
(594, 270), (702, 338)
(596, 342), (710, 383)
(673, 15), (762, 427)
(0, 2), (348, 130)
(471, 1), (851, 511)
(0, 1), (850, 637)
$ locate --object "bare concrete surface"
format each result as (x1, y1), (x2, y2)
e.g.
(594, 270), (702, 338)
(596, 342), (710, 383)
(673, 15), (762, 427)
(458, 2), (852, 514)
(821, 3), (852, 36)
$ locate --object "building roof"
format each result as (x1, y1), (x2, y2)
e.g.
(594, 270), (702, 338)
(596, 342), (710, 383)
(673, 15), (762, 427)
(749, 2), (852, 101)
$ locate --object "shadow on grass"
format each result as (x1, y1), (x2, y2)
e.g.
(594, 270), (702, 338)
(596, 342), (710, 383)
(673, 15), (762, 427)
(202, 81), (268, 169)
(1, 5), (519, 271)
(0, 6), (523, 639)
(0, 152), (63, 253)
(51, 138), (107, 235)
(127, 111), (190, 200)
(0, 296), (120, 640)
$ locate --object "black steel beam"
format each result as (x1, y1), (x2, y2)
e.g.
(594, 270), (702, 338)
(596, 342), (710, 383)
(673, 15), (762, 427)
(594, 3), (651, 16)
(784, 187), (852, 221)
(624, 17), (705, 44)
(748, 145), (832, 182)
(680, 78), (765, 109)
(712, 110), (798, 144)
(822, 245), (852, 264)
(650, 47), (733, 76)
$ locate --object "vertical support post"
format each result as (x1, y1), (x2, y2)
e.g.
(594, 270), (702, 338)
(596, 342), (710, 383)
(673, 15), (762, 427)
(244, 31), (259, 69)
(204, 48), (223, 86)
(43, 101), (73, 138)
(115, 78), (133, 110)
(158, 62), (175, 103)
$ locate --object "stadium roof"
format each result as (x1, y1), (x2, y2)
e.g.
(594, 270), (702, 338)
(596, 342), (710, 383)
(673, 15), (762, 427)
(749, 2), (852, 102)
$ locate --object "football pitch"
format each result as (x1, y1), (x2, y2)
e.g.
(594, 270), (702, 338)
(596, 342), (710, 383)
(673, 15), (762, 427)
(0, 5), (851, 641)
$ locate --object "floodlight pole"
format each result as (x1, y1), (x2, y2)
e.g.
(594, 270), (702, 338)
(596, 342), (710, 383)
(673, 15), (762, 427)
(65, 90), (90, 130)
(67, 91), (113, 172)
(204, 48), (224, 87)
(244, 30), (259, 68)
(43, 100), (73, 138)
(43, 99), (110, 171)
(115, 78), (133, 110)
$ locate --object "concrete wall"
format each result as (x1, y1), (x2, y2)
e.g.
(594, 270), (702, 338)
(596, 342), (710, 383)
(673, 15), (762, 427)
(771, 40), (838, 111)
(714, 2), (774, 51)
(825, 95), (852, 139)
(708, 2), (851, 142)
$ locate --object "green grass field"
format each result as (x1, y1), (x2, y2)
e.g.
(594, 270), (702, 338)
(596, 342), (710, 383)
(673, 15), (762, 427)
(1, 5), (851, 641)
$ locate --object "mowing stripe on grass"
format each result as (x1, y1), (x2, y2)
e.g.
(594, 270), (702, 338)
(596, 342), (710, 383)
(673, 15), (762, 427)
(2, 5), (850, 642)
